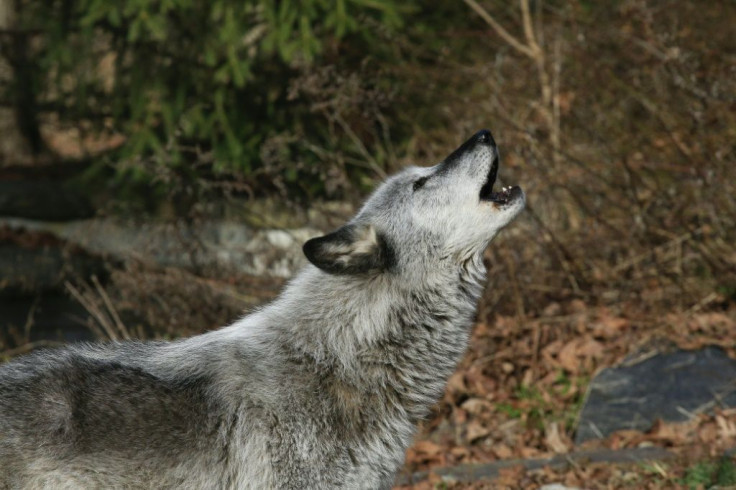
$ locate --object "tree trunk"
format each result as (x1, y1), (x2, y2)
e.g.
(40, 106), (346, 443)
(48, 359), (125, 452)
(0, 0), (42, 166)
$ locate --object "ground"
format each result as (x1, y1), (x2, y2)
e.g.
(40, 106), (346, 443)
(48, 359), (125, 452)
(394, 293), (736, 489)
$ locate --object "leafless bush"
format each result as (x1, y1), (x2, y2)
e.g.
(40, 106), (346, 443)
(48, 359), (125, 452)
(446, 1), (736, 318)
(64, 262), (284, 341)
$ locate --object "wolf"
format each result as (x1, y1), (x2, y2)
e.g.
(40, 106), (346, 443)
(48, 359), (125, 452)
(0, 129), (524, 489)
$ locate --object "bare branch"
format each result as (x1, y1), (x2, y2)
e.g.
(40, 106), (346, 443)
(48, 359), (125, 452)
(519, 0), (539, 54)
(396, 447), (674, 486)
(66, 281), (119, 341)
(91, 275), (131, 340)
(462, 0), (535, 58)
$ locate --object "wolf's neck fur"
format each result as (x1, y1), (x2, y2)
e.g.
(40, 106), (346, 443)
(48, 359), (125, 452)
(264, 254), (486, 422)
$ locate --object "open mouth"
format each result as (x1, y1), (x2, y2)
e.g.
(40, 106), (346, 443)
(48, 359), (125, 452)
(479, 156), (521, 205)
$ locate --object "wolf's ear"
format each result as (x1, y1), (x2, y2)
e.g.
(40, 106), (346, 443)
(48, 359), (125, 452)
(303, 223), (394, 275)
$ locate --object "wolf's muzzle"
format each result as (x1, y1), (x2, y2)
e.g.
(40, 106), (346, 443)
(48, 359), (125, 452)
(438, 129), (496, 173)
(475, 129), (496, 147)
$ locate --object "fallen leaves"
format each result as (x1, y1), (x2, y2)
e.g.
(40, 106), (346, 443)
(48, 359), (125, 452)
(461, 398), (494, 416)
(399, 300), (736, 489)
(544, 422), (571, 454)
(465, 421), (492, 444)
(556, 336), (605, 374)
(406, 440), (445, 467)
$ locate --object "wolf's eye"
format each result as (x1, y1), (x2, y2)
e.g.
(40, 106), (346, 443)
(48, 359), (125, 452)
(412, 177), (429, 192)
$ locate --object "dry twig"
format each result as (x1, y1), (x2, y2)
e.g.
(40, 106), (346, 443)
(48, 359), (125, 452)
(65, 278), (131, 341)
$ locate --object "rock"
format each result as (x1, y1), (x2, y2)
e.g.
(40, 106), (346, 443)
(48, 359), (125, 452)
(0, 181), (93, 221)
(0, 217), (320, 279)
(575, 346), (736, 443)
(0, 226), (107, 294)
(0, 226), (108, 347)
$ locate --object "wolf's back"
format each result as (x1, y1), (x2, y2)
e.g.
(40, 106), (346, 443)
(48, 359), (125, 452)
(0, 344), (234, 488)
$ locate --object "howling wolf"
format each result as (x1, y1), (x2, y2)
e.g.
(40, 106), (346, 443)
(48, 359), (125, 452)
(0, 129), (524, 489)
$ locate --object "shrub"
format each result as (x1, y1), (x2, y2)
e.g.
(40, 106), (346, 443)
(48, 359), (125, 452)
(8, 0), (420, 200)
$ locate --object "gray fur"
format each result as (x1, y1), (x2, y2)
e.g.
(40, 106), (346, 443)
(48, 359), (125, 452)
(0, 130), (524, 489)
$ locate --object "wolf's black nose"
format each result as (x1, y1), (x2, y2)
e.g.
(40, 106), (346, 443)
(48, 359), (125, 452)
(476, 129), (496, 147)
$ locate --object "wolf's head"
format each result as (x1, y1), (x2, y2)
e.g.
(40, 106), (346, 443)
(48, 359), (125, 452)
(303, 130), (525, 277)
